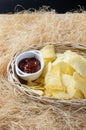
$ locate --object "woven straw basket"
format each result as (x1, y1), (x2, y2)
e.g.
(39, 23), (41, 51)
(7, 42), (86, 107)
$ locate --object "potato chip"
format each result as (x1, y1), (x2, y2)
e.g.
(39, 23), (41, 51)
(44, 88), (58, 97)
(27, 80), (38, 86)
(22, 84), (43, 95)
(72, 89), (84, 99)
(63, 50), (86, 77)
(34, 61), (48, 85)
(45, 62), (64, 91)
(53, 53), (65, 63)
(52, 91), (70, 99)
(41, 44), (56, 62)
(53, 61), (75, 75)
(62, 74), (76, 98)
(52, 74), (84, 99)
(73, 72), (86, 98)
(44, 90), (52, 97)
(61, 74), (84, 99)
(22, 45), (86, 99)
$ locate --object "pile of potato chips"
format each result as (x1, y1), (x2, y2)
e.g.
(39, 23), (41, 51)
(23, 44), (86, 99)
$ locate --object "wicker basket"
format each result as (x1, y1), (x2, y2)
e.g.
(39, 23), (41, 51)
(7, 42), (86, 107)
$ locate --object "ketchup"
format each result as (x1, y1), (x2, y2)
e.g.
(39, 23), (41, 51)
(18, 57), (41, 73)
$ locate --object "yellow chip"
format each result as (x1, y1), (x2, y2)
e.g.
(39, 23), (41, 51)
(52, 91), (70, 100)
(53, 53), (65, 63)
(44, 88), (57, 97)
(52, 74), (84, 99)
(45, 62), (64, 91)
(53, 61), (75, 75)
(22, 84), (43, 96)
(62, 74), (76, 98)
(52, 89), (84, 99)
(34, 62), (48, 85)
(63, 50), (86, 77)
(73, 72), (86, 98)
(23, 45), (86, 100)
(72, 89), (84, 99)
(41, 44), (56, 61)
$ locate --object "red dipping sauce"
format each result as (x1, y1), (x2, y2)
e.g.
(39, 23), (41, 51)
(18, 57), (41, 73)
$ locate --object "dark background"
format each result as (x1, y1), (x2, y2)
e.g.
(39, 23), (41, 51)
(0, 0), (86, 13)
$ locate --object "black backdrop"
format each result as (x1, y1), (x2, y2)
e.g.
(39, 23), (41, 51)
(0, 0), (86, 13)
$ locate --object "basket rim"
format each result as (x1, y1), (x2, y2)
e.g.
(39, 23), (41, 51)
(7, 42), (86, 104)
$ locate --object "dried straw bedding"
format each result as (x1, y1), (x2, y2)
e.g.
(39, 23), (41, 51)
(0, 12), (86, 129)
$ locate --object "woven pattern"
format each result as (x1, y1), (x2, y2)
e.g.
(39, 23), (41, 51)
(7, 42), (86, 106)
